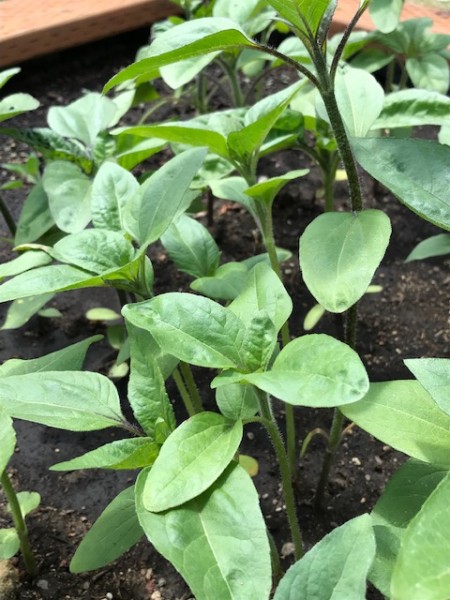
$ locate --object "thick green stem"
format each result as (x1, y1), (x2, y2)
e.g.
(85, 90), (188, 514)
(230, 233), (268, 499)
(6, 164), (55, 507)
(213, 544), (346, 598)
(254, 396), (304, 560)
(0, 194), (17, 237)
(179, 361), (203, 414)
(217, 58), (244, 108)
(172, 367), (196, 417)
(321, 152), (339, 213)
(1, 471), (38, 576)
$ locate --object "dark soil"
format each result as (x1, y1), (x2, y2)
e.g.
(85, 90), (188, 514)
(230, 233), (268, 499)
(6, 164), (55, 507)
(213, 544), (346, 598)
(0, 27), (449, 600)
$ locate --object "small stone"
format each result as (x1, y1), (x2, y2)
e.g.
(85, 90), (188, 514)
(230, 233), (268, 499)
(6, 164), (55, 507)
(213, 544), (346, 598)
(145, 568), (153, 580)
(158, 577), (166, 586)
(151, 592), (162, 600)
(37, 579), (49, 590)
(247, 432), (255, 440)
(106, 593), (114, 600)
(82, 581), (90, 590)
(281, 542), (295, 558)
(351, 457), (361, 466)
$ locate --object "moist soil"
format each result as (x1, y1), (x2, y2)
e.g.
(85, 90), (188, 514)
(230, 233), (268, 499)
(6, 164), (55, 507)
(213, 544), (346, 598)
(0, 28), (449, 600)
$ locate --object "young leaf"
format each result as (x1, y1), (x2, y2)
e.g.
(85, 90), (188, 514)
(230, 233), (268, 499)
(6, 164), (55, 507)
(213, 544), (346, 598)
(70, 486), (143, 573)
(404, 358), (450, 415)
(12, 491), (40, 518)
(405, 233), (450, 262)
(136, 463), (271, 600)
(0, 93), (39, 123)
(161, 214), (220, 278)
(229, 262), (292, 331)
(91, 162), (139, 231)
(369, 524), (402, 598)
(50, 438), (158, 471)
(341, 381), (450, 465)
(123, 293), (247, 370)
(0, 529), (20, 560)
(373, 89), (450, 131)
(241, 311), (277, 371)
(0, 335), (102, 376)
(406, 54), (449, 95)
(391, 471), (450, 600)
(1, 293), (54, 330)
(267, 0), (332, 38)
(0, 408), (15, 475)
(369, 0), (403, 33)
(273, 514), (376, 600)
(216, 383), (259, 421)
(299, 210), (391, 313)
(104, 18), (258, 92)
(190, 262), (249, 301)
(241, 334), (369, 407)
(0, 251), (52, 281)
(351, 137), (450, 231)
(0, 371), (125, 431)
(142, 412), (242, 512)
(42, 161), (92, 233)
(123, 148), (207, 247)
(245, 170), (309, 209)
(14, 182), (54, 245)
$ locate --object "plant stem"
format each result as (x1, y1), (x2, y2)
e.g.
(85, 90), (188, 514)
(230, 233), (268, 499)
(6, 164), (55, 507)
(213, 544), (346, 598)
(0, 194), (17, 237)
(172, 367), (196, 417)
(179, 361), (204, 414)
(322, 152), (339, 213)
(268, 530), (283, 582)
(1, 471), (38, 576)
(217, 57), (244, 107)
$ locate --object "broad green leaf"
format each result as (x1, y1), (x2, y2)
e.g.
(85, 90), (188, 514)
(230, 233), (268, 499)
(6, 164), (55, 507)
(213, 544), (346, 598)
(210, 176), (258, 221)
(70, 486), (143, 573)
(0, 529), (20, 559)
(216, 383), (259, 420)
(404, 358), (450, 415)
(405, 234), (450, 262)
(317, 67), (384, 137)
(52, 229), (136, 274)
(299, 210), (391, 313)
(1, 293), (54, 330)
(245, 170), (309, 208)
(160, 53), (219, 89)
(42, 161), (92, 233)
(116, 135), (167, 170)
(373, 89), (450, 130)
(341, 381), (450, 465)
(0, 264), (104, 302)
(352, 137), (450, 231)
(0, 68), (20, 89)
(372, 459), (449, 529)
(123, 293), (247, 369)
(13, 491), (40, 518)
(14, 182), (54, 245)
(241, 334), (369, 407)
(0, 408), (15, 475)
(273, 514), (375, 600)
(104, 18), (258, 92)
(47, 92), (117, 148)
(229, 262), (292, 331)
(0, 93), (39, 123)
(143, 412), (242, 512)
(266, 0), (332, 37)
(161, 214), (220, 278)
(190, 262), (248, 301)
(406, 54), (449, 94)
(91, 162), (139, 231)
(0, 371), (125, 431)
(51, 438), (158, 471)
(127, 323), (176, 438)
(124, 148), (207, 247)
(369, 525), (402, 598)
(0, 251), (51, 280)
(369, 0), (403, 33)
(391, 472), (450, 600)
(0, 335), (102, 377)
(136, 463), (271, 600)
(242, 248), (292, 269)
(242, 311), (277, 371)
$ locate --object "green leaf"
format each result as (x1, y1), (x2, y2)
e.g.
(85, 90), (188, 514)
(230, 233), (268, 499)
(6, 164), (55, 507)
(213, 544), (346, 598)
(216, 383), (259, 421)
(52, 229), (136, 274)
(406, 54), (449, 94)
(0, 529), (20, 559)
(245, 170), (309, 209)
(136, 463), (271, 600)
(91, 162), (139, 231)
(391, 471), (450, 600)
(0, 371), (125, 431)
(104, 18), (258, 92)
(0, 68), (21, 90)
(1, 293), (54, 330)
(47, 92), (117, 148)
(51, 438), (158, 471)
(14, 182), (54, 245)
(266, 0), (332, 38)
(369, 0), (403, 33)
(123, 293), (248, 369)
(341, 381), (450, 465)
(229, 262), (292, 331)
(373, 89), (450, 130)
(210, 176), (258, 221)
(86, 307), (120, 321)
(161, 214), (220, 278)
(404, 358), (450, 416)
(368, 524), (402, 598)
(42, 161), (92, 233)
(273, 514), (375, 600)
(242, 311), (277, 371)
(405, 234), (450, 262)
(13, 491), (41, 518)
(303, 303), (326, 331)
(0, 251), (52, 280)
(191, 262), (249, 301)
(127, 323), (176, 438)
(142, 412), (242, 512)
(70, 486), (143, 573)
(124, 148), (207, 247)
(352, 137), (450, 230)
(0, 93), (39, 123)
(0, 264), (104, 302)
(0, 335), (102, 376)
(299, 210), (391, 313)
(0, 408), (15, 475)
(241, 334), (369, 407)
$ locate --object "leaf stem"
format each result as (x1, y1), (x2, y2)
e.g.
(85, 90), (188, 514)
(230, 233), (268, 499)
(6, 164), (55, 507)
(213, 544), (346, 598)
(0, 193), (17, 237)
(172, 366), (196, 417)
(1, 470), (38, 576)
(179, 361), (204, 414)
